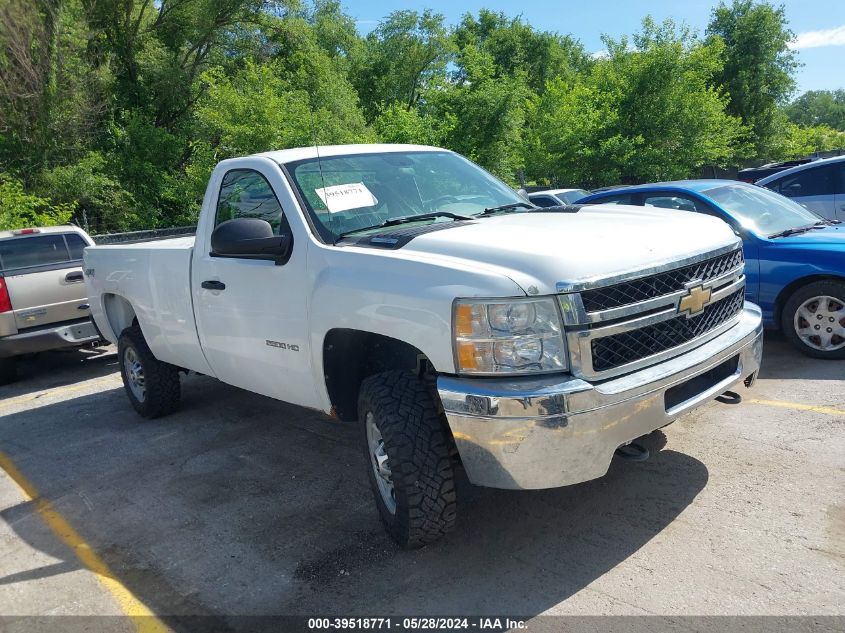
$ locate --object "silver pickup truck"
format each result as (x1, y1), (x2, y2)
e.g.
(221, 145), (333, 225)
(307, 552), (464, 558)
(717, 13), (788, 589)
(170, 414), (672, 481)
(0, 226), (101, 383)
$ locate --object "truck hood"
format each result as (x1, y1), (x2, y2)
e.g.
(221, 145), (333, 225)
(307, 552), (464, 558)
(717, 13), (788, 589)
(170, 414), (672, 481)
(400, 206), (740, 295)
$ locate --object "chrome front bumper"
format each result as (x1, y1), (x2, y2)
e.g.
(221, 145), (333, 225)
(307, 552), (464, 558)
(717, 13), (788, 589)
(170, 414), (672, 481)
(437, 303), (764, 490)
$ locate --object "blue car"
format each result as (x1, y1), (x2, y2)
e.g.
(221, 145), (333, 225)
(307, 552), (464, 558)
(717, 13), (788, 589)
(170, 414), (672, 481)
(578, 180), (845, 359)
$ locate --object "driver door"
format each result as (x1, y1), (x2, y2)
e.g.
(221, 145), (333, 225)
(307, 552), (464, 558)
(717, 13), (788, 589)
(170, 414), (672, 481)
(775, 165), (836, 220)
(191, 163), (317, 408)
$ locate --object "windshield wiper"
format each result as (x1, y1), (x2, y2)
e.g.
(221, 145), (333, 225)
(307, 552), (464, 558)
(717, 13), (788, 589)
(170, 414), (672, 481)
(768, 221), (827, 239)
(476, 201), (536, 217)
(335, 211), (473, 242)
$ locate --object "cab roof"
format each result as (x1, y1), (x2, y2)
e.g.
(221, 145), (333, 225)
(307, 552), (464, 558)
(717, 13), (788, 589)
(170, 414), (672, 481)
(255, 144), (446, 165)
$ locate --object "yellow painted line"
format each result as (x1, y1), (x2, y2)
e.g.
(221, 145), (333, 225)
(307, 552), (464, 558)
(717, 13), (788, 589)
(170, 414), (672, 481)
(0, 375), (120, 414)
(749, 398), (845, 417)
(0, 451), (170, 633)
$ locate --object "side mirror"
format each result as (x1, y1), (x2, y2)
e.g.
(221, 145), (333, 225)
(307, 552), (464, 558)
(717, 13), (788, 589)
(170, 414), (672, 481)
(515, 188), (529, 201)
(211, 218), (292, 265)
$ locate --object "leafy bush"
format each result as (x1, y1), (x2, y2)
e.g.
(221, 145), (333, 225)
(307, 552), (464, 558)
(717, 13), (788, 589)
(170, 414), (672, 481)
(525, 19), (746, 187)
(0, 176), (76, 231)
(36, 153), (143, 233)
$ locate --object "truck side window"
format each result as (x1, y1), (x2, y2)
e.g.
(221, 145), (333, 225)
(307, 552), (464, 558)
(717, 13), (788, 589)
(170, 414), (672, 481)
(775, 165), (835, 198)
(216, 169), (291, 235)
(65, 233), (88, 259)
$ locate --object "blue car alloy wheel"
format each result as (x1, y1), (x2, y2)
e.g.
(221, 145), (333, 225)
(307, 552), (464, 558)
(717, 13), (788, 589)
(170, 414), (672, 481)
(781, 280), (845, 359)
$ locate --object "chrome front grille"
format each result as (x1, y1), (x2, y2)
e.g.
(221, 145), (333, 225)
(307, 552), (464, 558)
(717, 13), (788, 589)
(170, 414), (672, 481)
(590, 288), (745, 372)
(580, 248), (744, 312)
(559, 245), (746, 380)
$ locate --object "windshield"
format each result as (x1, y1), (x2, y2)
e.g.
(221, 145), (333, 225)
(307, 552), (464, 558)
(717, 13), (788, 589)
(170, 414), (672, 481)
(286, 151), (525, 241)
(702, 183), (824, 237)
(559, 189), (591, 204)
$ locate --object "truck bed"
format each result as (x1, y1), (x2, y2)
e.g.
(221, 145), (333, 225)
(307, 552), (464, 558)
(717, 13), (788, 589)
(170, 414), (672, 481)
(83, 236), (210, 373)
(90, 236), (196, 250)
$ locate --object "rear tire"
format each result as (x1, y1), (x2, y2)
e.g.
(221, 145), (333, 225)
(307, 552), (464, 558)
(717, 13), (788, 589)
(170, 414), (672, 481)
(0, 357), (16, 385)
(358, 370), (457, 548)
(118, 325), (181, 418)
(781, 280), (845, 359)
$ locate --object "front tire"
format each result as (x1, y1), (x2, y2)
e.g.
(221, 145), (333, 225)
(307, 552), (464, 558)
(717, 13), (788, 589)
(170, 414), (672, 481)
(781, 280), (845, 359)
(358, 370), (457, 548)
(118, 325), (181, 418)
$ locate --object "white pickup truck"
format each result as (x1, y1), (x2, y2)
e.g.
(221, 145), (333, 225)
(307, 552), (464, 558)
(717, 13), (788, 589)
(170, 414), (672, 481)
(84, 144), (763, 547)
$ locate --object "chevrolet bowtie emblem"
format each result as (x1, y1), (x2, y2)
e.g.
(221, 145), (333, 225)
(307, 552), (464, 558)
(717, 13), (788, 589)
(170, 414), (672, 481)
(678, 283), (712, 318)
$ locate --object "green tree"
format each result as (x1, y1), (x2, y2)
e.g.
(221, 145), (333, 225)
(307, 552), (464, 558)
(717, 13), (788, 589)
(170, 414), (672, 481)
(526, 19), (745, 187)
(352, 10), (454, 121)
(179, 55), (373, 219)
(0, 0), (111, 178)
(0, 175), (75, 231)
(84, 0), (284, 130)
(0, 0), (831, 232)
(705, 0), (798, 158)
(453, 9), (589, 93)
(435, 45), (531, 182)
(781, 123), (845, 157)
(36, 152), (144, 232)
(375, 103), (456, 147)
(310, 0), (363, 65)
(786, 90), (845, 131)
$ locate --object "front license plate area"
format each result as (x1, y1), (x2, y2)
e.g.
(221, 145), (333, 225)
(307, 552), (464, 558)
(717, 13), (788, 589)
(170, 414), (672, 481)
(664, 354), (739, 412)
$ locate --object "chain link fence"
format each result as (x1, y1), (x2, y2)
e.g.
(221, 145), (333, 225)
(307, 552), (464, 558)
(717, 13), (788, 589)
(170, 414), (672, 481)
(92, 226), (196, 245)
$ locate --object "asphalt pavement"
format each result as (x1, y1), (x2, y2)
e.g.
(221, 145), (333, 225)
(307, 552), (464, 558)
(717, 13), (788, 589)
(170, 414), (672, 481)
(0, 335), (842, 631)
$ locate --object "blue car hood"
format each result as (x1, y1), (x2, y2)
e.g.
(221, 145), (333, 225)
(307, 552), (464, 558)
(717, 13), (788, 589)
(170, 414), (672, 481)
(770, 225), (845, 249)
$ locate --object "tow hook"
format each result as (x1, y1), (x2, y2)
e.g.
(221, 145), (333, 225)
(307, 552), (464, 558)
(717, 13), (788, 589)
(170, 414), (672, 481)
(716, 390), (743, 405)
(614, 442), (650, 461)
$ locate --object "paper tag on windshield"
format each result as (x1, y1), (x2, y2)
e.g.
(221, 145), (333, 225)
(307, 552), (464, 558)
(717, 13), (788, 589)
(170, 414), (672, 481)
(315, 183), (378, 213)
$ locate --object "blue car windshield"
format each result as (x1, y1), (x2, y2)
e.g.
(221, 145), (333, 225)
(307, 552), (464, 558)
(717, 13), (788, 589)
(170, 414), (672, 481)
(703, 183), (824, 237)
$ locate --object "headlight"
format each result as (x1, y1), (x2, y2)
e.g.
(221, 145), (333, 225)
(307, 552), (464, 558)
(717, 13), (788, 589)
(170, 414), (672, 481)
(453, 297), (567, 375)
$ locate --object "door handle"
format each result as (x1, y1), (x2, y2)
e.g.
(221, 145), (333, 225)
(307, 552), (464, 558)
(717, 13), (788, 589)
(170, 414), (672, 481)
(201, 280), (226, 291)
(65, 271), (84, 283)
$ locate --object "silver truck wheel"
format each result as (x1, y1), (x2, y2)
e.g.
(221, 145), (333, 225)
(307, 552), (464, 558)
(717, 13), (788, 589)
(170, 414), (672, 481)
(123, 346), (146, 402)
(782, 280), (845, 360)
(118, 325), (181, 418)
(365, 412), (396, 514)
